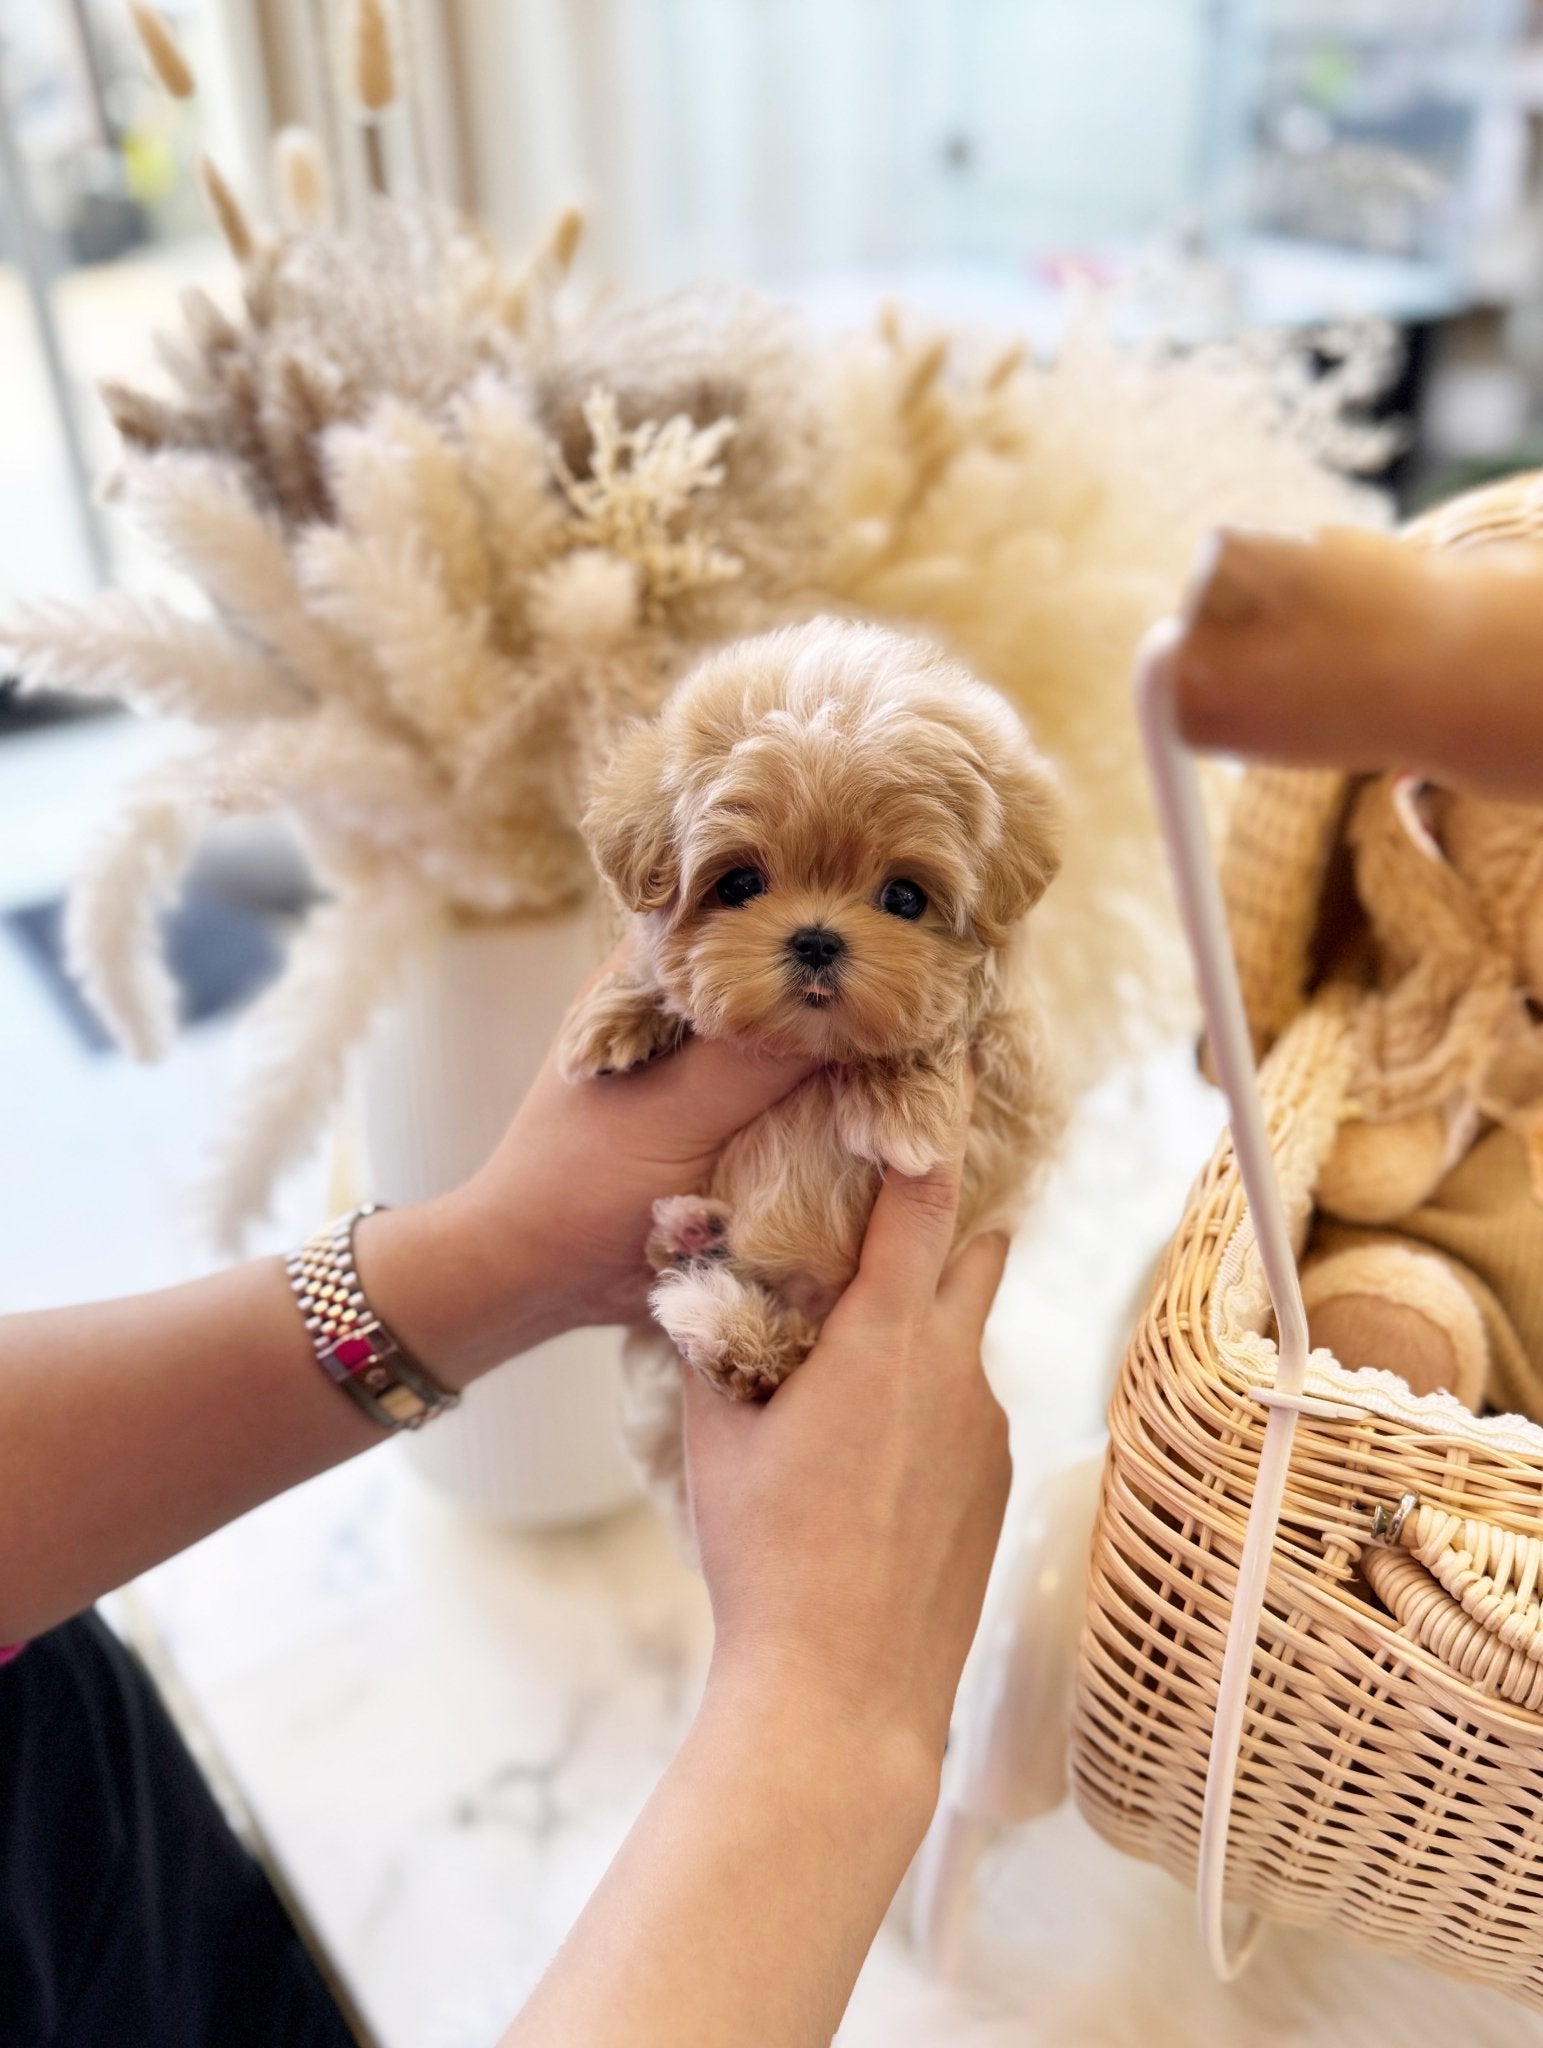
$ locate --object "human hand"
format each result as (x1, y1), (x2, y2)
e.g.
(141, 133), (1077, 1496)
(1170, 524), (1543, 803)
(681, 1098), (1011, 1793)
(361, 948), (820, 1380)
(495, 1120), (1011, 2046)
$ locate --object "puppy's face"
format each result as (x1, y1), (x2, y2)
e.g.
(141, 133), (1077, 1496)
(586, 621), (1062, 1060)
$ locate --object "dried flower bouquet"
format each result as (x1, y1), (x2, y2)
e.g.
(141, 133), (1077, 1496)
(2, 5), (1387, 1245)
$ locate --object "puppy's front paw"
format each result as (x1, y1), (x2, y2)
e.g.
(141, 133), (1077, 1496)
(557, 974), (685, 1082)
(651, 1266), (812, 1403)
(835, 1056), (963, 1176)
(652, 1264), (756, 1394)
(646, 1195), (732, 1272)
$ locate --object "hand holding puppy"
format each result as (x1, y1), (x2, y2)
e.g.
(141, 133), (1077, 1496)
(436, 995), (820, 1360)
(685, 1094), (1012, 1774)
(557, 618), (1062, 1520)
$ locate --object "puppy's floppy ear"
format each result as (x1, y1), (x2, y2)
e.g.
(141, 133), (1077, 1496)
(976, 746), (1064, 946)
(583, 718), (680, 913)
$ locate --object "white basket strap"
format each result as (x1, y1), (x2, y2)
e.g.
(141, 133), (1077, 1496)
(1135, 623), (1312, 1982)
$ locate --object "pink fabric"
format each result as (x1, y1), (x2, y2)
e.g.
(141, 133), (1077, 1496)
(0, 1643), (25, 1667)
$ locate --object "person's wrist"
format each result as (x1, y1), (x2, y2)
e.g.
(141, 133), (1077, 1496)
(352, 1187), (558, 1392)
(700, 1642), (942, 1847)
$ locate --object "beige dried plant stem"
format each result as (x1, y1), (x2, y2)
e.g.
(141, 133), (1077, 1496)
(126, 0), (195, 99)
(984, 340), (1026, 392)
(197, 154), (255, 263)
(349, 0), (397, 110)
(547, 203), (584, 277)
(273, 125), (331, 227)
(504, 205), (585, 337)
(348, 0), (396, 194)
(361, 120), (388, 198)
(901, 334), (948, 411)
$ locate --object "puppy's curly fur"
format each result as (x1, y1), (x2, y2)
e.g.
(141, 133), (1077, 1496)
(560, 617), (1064, 1514)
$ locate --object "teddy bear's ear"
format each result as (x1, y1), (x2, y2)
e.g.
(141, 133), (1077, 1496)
(583, 719), (681, 913)
(975, 745), (1064, 946)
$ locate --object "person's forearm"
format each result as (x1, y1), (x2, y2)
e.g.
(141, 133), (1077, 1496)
(0, 1192), (548, 1642)
(504, 1658), (938, 2048)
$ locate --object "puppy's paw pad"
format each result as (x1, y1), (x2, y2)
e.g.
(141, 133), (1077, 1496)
(647, 1195), (732, 1271)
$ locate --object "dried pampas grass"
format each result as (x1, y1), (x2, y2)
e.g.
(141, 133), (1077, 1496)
(274, 127), (330, 228)
(348, 0), (398, 113)
(4, 179), (1388, 1241)
(63, 781), (199, 1062)
(198, 154), (256, 264)
(127, 1), (195, 99)
(0, 593), (303, 724)
(546, 203), (585, 279)
(822, 310), (1387, 1090)
(195, 884), (436, 1251)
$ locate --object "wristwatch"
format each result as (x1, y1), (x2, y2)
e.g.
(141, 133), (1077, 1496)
(286, 1203), (459, 1431)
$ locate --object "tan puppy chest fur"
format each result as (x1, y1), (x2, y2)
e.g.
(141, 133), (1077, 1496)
(559, 618), (1064, 1514)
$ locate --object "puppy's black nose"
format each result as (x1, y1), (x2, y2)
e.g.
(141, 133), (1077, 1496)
(788, 926), (845, 970)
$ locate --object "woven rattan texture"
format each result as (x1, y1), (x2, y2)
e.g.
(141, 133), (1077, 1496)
(1071, 999), (1543, 2006)
(1218, 766), (1350, 1058)
(1074, 468), (1543, 2006)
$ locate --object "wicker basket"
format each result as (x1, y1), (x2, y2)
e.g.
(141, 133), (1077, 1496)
(1070, 474), (1543, 2008)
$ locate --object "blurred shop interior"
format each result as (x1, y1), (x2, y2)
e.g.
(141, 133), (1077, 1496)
(4, 2), (1543, 633)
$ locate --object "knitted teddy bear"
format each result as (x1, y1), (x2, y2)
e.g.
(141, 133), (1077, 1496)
(1285, 774), (1543, 1416)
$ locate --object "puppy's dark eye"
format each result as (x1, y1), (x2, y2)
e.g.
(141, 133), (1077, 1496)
(715, 866), (767, 908)
(879, 878), (927, 920)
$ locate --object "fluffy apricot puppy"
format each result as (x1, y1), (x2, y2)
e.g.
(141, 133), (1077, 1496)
(559, 619), (1064, 1501)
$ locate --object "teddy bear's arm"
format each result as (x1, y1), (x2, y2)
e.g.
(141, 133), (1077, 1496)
(557, 963), (686, 1082)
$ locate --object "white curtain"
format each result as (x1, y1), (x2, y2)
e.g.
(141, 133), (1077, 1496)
(451, 0), (1218, 287)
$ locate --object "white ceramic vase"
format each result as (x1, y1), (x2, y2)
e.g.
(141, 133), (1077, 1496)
(356, 905), (640, 1528)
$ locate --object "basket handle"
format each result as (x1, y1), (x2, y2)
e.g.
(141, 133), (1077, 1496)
(1134, 622), (1314, 1982)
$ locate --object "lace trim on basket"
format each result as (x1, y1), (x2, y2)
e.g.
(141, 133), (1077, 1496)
(1210, 1204), (1543, 1458)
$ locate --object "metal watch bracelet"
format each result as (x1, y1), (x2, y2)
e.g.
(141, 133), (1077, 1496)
(286, 1202), (459, 1431)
